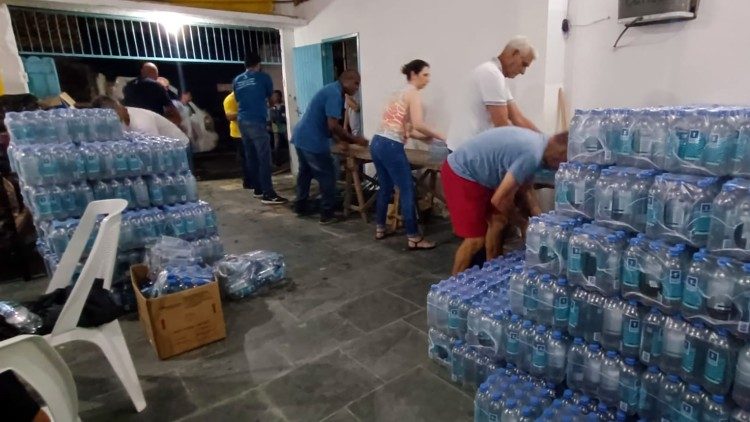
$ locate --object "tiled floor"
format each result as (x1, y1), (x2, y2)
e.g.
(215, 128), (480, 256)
(1, 175), (480, 421)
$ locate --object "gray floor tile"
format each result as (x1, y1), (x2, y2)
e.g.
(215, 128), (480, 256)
(348, 367), (473, 422)
(270, 312), (363, 364)
(180, 389), (286, 422)
(178, 346), (257, 407)
(80, 372), (197, 422)
(385, 272), (439, 307)
(402, 309), (428, 334)
(337, 290), (419, 333)
(275, 279), (352, 321)
(263, 350), (381, 422)
(342, 320), (430, 381)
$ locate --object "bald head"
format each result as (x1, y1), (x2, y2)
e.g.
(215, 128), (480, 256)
(156, 77), (170, 90)
(339, 70), (361, 96)
(141, 62), (159, 80)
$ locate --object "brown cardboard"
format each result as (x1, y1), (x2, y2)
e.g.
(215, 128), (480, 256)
(130, 264), (226, 360)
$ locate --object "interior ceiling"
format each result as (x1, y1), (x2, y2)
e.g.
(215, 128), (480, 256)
(139, 0), (309, 14)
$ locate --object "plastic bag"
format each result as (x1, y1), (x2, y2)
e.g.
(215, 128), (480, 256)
(144, 236), (202, 279)
(0, 300), (42, 334)
(140, 265), (214, 298)
(214, 251), (286, 299)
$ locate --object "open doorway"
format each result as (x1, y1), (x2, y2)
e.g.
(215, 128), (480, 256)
(322, 34), (361, 137)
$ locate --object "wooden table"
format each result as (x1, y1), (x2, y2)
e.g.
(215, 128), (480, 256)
(332, 144), (445, 224)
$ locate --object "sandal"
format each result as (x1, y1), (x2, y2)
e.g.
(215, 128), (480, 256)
(408, 236), (436, 251)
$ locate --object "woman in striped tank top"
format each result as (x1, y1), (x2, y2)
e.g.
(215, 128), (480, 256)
(371, 59), (446, 250)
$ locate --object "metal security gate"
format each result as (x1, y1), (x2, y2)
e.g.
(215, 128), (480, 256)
(8, 6), (282, 64)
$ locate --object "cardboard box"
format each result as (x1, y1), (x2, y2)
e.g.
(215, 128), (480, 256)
(130, 264), (226, 360)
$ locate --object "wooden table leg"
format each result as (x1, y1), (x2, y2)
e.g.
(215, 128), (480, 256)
(343, 159), (353, 218)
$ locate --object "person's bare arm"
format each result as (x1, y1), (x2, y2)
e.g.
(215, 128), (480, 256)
(508, 101), (540, 132)
(491, 172), (522, 214)
(407, 90), (446, 141)
(328, 117), (367, 146)
(520, 183), (542, 217)
(486, 104), (512, 127)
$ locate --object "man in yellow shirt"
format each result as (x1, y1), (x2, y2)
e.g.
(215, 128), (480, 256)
(223, 92), (256, 193)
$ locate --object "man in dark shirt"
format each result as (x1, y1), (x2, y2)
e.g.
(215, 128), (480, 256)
(122, 62), (181, 126)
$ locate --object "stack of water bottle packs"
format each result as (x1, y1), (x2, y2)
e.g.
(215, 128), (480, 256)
(4, 109), (224, 290)
(427, 105), (750, 421)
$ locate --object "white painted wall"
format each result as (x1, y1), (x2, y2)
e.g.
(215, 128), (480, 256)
(0, 3), (28, 94)
(291, 0), (553, 137)
(564, 0), (750, 110)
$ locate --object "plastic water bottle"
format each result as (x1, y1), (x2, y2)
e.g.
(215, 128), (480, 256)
(131, 177), (150, 208)
(682, 250), (710, 317)
(618, 357), (640, 416)
(183, 171), (198, 202)
(704, 109), (737, 176)
(703, 394), (731, 422)
(546, 330), (567, 385)
(487, 392), (503, 422)
(602, 298), (623, 352)
(162, 174), (178, 205)
(661, 315), (688, 374)
(708, 179), (750, 260)
(707, 258), (737, 321)
(520, 320), (535, 372)
(600, 350), (621, 407)
(662, 245), (689, 310)
(566, 337), (586, 391)
(735, 345), (750, 410)
(475, 383), (491, 422)
(733, 408), (750, 422)
(537, 275), (554, 326)
(451, 340), (468, 384)
(640, 308), (664, 365)
(679, 383), (706, 422)
(502, 399), (521, 422)
(621, 236), (646, 298)
(530, 325), (548, 378)
(620, 299), (642, 357)
(505, 315), (522, 368)
(509, 268), (525, 316)
(584, 291), (605, 345)
(523, 271), (540, 321)
(582, 343), (603, 398)
(667, 108), (708, 173)
(428, 328), (452, 366)
(629, 108), (668, 168)
(568, 288), (587, 339)
(703, 329), (738, 396)
(734, 110), (750, 177)
(551, 278), (570, 331)
(659, 373), (686, 422)
(681, 321), (711, 385)
(638, 365), (662, 420)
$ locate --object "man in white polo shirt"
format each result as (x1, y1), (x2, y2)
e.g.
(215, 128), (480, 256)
(447, 35), (540, 151)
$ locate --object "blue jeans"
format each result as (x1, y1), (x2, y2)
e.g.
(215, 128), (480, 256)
(370, 135), (419, 236)
(239, 121), (275, 196)
(295, 147), (336, 216)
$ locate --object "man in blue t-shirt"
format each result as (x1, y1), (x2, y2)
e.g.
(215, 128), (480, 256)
(292, 70), (368, 224)
(442, 126), (568, 273)
(233, 52), (286, 204)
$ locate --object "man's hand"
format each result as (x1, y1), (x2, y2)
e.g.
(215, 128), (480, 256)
(354, 136), (369, 147)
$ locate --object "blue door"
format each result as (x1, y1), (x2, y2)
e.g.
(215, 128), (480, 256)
(292, 44), (324, 118)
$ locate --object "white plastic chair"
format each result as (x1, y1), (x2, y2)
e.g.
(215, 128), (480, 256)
(0, 335), (80, 422)
(44, 199), (146, 412)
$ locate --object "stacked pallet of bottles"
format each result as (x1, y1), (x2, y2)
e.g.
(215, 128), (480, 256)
(5, 109), (223, 309)
(427, 106), (750, 421)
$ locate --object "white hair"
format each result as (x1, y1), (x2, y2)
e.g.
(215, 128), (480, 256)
(504, 35), (537, 60)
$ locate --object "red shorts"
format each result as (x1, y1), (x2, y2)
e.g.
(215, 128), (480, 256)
(441, 161), (497, 238)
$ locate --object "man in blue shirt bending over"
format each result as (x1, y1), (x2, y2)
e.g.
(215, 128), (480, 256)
(233, 52), (287, 204)
(292, 70), (368, 224)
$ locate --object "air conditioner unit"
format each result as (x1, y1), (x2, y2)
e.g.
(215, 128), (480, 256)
(618, 0), (699, 26)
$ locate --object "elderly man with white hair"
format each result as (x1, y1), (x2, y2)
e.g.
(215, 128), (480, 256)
(447, 35), (540, 152)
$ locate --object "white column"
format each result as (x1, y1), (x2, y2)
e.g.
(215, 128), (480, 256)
(0, 3), (28, 94)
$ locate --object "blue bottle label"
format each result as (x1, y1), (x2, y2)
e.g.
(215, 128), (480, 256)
(448, 308), (460, 329)
(682, 339), (696, 372)
(39, 156), (56, 177)
(554, 296), (569, 323)
(555, 186), (568, 205)
(128, 154), (142, 172)
(681, 402), (695, 420)
(569, 300), (580, 328)
(569, 247), (582, 272)
(623, 257), (640, 288)
(663, 270), (683, 300)
(151, 187), (163, 203)
(114, 152), (128, 171)
(488, 412), (500, 422)
(450, 352), (464, 381)
(683, 129), (704, 161)
(705, 135), (730, 165)
(506, 332), (520, 355)
(623, 318), (641, 347)
(532, 344), (547, 368)
(693, 203), (711, 235)
(704, 348), (727, 385)
(86, 153), (100, 173)
(682, 276), (702, 310)
(35, 195), (51, 215)
(620, 380), (639, 410)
